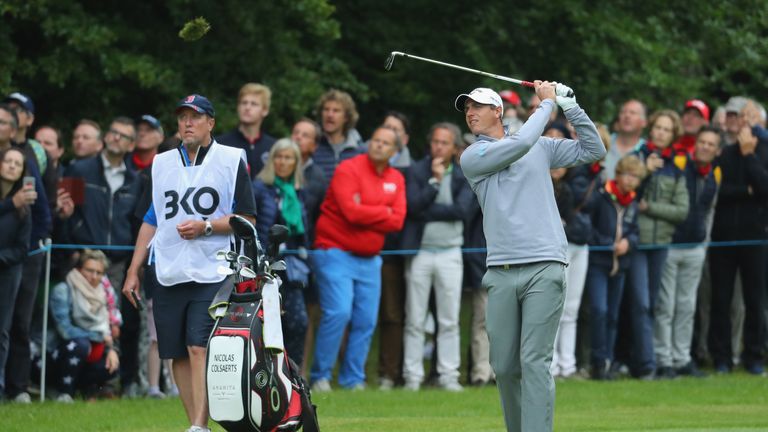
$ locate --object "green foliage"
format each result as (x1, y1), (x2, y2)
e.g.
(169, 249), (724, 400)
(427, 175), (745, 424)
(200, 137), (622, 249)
(0, 0), (359, 138)
(1, 0), (767, 147)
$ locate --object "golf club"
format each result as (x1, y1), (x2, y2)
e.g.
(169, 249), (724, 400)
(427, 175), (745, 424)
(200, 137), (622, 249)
(217, 266), (235, 276)
(271, 260), (286, 272)
(385, 51), (574, 97)
(385, 51), (534, 88)
(237, 255), (253, 267)
(240, 267), (257, 280)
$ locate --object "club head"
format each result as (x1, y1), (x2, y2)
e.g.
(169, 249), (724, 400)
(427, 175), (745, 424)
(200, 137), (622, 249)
(239, 267), (257, 279)
(229, 214), (257, 240)
(237, 255), (253, 266)
(215, 250), (229, 261)
(267, 225), (290, 258)
(385, 51), (402, 71)
(271, 260), (286, 272)
(225, 251), (238, 262)
(217, 266), (235, 276)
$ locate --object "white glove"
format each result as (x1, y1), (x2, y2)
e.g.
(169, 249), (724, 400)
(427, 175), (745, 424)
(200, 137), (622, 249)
(554, 83), (578, 112)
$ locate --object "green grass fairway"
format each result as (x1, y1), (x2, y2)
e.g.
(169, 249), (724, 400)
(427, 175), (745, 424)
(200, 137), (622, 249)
(3, 373), (766, 431)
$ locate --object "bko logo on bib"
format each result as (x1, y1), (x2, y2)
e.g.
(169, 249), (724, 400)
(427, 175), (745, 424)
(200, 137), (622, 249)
(164, 187), (220, 219)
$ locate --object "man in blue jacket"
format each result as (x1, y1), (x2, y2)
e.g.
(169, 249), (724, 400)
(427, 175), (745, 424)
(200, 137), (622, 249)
(401, 122), (474, 392)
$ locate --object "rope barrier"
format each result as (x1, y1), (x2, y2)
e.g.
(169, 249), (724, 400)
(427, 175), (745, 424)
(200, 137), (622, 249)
(30, 238), (768, 257)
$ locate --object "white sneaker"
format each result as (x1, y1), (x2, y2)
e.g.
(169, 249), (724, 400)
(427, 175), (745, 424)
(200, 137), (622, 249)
(13, 392), (32, 404)
(311, 379), (332, 393)
(56, 393), (74, 403)
(378, 377), (395, 391)
(185, 426), (211, 432)
(349, 382), (366, 391)
(404, 380), (421, 391)
(439, 380), (464, 392)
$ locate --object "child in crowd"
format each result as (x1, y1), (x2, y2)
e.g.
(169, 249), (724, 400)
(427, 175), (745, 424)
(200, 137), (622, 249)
(586, 155), (645, 380)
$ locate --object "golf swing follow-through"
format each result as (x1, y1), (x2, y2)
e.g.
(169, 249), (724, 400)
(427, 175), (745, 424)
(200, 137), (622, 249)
(388, 49), (605, 432)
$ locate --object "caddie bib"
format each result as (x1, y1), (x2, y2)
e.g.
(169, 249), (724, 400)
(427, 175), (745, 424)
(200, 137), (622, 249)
(151, 141), (245, 286)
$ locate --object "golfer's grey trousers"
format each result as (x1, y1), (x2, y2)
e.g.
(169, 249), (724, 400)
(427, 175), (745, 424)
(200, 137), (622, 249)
(484, 261), (566, 432)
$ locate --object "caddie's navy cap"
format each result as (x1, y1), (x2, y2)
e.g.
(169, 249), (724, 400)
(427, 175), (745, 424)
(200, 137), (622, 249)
(3, 92), (35, 114)
(175, 94), (215, 118)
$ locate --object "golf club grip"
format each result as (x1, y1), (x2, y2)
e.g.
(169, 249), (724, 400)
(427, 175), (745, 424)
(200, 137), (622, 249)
(521, 81), (535, 88)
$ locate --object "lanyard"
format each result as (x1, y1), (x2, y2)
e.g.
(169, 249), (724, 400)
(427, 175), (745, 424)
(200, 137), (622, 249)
(179, 144), (197, 167)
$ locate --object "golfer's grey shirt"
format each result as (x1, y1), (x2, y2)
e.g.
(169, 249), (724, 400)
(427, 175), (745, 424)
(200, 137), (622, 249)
(460, 99), (605, 267)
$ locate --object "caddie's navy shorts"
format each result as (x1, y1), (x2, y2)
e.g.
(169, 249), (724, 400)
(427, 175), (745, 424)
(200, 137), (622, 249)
(152, 276), (224, 359)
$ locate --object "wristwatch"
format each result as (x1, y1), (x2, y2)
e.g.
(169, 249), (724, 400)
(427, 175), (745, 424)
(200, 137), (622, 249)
(204, 220), (213, 236)
(428, 177), (441, 188)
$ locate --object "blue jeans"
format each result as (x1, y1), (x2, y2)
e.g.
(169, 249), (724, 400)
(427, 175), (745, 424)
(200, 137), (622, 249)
(627, 248), (668, 374)
(586, 264), (626, 367)
(310, 249), (382, 388)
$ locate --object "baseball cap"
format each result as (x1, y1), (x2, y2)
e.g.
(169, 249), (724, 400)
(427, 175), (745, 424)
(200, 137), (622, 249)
(499, 90), (521, 107)
(175, 94), (215, 118)
(683, 99), (710, 121)
(724, 96), (749, 114)
(3, 92), (35, 114)
(138, 114), (162, 130)
(454, 88), (503, 112)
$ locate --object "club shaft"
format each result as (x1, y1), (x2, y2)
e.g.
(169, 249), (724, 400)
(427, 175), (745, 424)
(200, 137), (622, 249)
(393, 52), (534, 88)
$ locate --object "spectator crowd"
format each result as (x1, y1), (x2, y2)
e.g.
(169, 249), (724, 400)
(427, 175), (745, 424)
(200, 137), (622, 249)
(0, 83), (767, 404)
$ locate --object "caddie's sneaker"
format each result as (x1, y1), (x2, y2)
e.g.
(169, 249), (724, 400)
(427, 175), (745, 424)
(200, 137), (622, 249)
(185, 426), (211, 432)
(311, 379), (332, 393)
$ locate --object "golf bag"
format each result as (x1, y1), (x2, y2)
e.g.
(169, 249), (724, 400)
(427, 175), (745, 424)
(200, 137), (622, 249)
(206, 220), (319, 432)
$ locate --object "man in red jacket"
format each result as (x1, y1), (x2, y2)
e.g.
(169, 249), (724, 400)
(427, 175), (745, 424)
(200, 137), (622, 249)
(309, 126), (406, 391)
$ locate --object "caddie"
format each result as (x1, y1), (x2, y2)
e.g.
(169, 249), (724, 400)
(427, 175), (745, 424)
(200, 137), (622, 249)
(123, 94), (256, 432)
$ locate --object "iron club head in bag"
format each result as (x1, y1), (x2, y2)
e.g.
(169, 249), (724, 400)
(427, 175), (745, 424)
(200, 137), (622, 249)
(237, 255), (253, 267)
(217, 266), (235, 276)
(239, 267), (257, 280)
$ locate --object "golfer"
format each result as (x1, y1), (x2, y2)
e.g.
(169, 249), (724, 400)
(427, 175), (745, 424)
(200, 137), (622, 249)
(457, 81), (604, 432)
